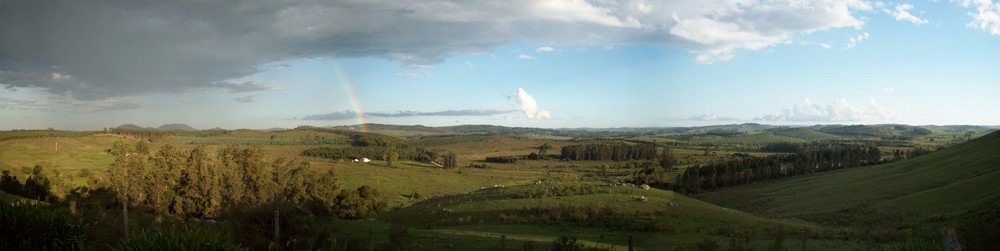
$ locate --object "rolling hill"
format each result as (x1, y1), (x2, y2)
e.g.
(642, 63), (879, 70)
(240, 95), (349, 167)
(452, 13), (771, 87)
(698, 130), (1000, 226)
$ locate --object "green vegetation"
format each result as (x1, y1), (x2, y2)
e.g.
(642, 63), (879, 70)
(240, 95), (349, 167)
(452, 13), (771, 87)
(0, 124), (995, 249)
(0, 202), (86, 250)
(113, 227), (245, 251)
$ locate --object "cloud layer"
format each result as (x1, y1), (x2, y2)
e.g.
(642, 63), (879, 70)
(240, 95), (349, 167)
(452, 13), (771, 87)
(0, 0), (879, 100)
(756, 97), (898, 122)
(302, 109), (515, 121)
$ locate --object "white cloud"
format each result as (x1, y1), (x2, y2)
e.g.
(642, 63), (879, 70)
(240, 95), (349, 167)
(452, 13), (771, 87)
(396, 71), (431, 78)
(688, 113), (739, 121)
(883, 85), (895, 93)
(756, 97), (898, 122)
(513, 87), (551, 120)
(516, 54), (537, 60)
(667, 0), (872, 64)
(536, 46), (554, 52)
(866, 96), (899, 121)
(845, 32), (870, 49)
(883, 4), (929, 25)
(820, 43), (833, 49)
(959, 0), (1000, 35)
(50, 72), (71, 81)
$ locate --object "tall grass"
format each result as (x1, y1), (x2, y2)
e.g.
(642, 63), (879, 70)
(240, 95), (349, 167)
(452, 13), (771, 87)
(113, 227), (246, 251)
(0, 202), (86, 250)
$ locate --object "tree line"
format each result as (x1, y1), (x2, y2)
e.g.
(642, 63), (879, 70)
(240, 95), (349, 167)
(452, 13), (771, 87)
(560, 143), (658, 161)
(677, 145), (882, 193)
(104, 141), (386, 220)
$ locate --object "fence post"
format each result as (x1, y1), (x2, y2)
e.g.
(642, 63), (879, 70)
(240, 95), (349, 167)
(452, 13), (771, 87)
(801, 229), (807, 251)
(498, 235), (506, 250)
(122, 196), (129, 238)
(274, 209), (280, 245)
(369, 226), (374, 251)
(730, 233), (735, 248)
(866, 227), (872, 251)
(628, 234), (634, 251)
(942, 227), (962, 251)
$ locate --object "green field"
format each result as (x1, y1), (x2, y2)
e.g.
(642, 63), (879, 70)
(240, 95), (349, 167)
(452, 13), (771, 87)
(1, 124), (996, 250)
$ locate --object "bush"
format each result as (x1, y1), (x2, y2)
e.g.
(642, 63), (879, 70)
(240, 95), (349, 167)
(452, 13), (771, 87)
(550, 236), (581, 251)
(113, 227), (245, 251)
(0, 202), (86, 250)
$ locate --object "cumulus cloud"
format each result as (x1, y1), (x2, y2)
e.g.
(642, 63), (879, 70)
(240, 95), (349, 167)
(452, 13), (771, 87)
(513, 87), (552, 120)
(958, 0), (1000, 35)
(516, 54), (537, 60)
(234, 95), (256, 103)
(0, 0), (876, 100)
(755, 97), (898, 122)
(845, 32), (870, 49)
(819, 43), (833, 49)
(536, 46), (554, 52)
(883, 4), (929, 25)
(667, 0), (871, 63)
(686, 113), (739, 121)
(883, 85), (895, 93)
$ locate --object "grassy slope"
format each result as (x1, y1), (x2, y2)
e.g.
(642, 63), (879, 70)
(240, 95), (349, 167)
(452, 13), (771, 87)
(377, 182), (825, 250)
(698, 130), (1000, 225)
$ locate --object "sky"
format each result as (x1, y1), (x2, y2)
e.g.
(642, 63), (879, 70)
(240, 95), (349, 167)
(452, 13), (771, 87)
(2, 0), (1000, 130)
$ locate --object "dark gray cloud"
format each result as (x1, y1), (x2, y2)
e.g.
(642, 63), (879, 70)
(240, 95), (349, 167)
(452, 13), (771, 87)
(0, 0), (873, 100)
(303, 109), (515, 120)
(215, 81), (280, 93)
(302, 110), (361, 121)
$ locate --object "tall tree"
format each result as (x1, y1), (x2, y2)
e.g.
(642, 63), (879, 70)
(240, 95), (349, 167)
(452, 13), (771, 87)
(387, 152), (399, 168)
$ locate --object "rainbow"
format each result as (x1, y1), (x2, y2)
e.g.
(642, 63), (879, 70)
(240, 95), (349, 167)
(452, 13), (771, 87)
(331, 61), (369, 133)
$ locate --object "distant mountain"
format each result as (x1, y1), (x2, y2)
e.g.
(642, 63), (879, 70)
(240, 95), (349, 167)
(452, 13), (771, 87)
(115, 124), (197, 131)
(157, 124), (197, 131)
(116, 124), (146, 130)
(818, 125), (889, 137)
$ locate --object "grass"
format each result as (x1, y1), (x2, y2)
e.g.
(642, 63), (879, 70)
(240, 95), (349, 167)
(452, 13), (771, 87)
(698, 130), (1000, 227)
(1, 126), (993, 249)
(376, 181), (830, 249)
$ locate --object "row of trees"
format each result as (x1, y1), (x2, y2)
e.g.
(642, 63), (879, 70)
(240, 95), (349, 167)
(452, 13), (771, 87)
(560, 143), (659, 161)
(484, 156), (519, 164)
(302, 146), (436, 163)
(677, 145), (882, 192)
(105, 141), (386, 219)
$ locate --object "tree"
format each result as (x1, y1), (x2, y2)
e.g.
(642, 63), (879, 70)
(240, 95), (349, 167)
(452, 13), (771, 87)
(659, 148), (676, 170)
(443, 152), (458, 169)
(538, 143), (553, 155)
(107, 140), (148, 237)
(387, 152), (399, 168)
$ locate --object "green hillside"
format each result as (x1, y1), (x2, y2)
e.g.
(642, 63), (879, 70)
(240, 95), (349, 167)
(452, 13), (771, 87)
(698, 130), (1000, 226)
(767, 127), (840, 141)
(377, 182), (835, 250)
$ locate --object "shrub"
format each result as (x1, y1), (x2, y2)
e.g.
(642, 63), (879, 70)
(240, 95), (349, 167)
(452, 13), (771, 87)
(550, 236), (581, 251)
(113, 227), (245, 251)
(0, 202), (86, 250)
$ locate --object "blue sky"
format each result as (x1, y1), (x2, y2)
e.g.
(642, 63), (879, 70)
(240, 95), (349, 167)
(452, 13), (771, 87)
(2, 0), (1000, 130)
